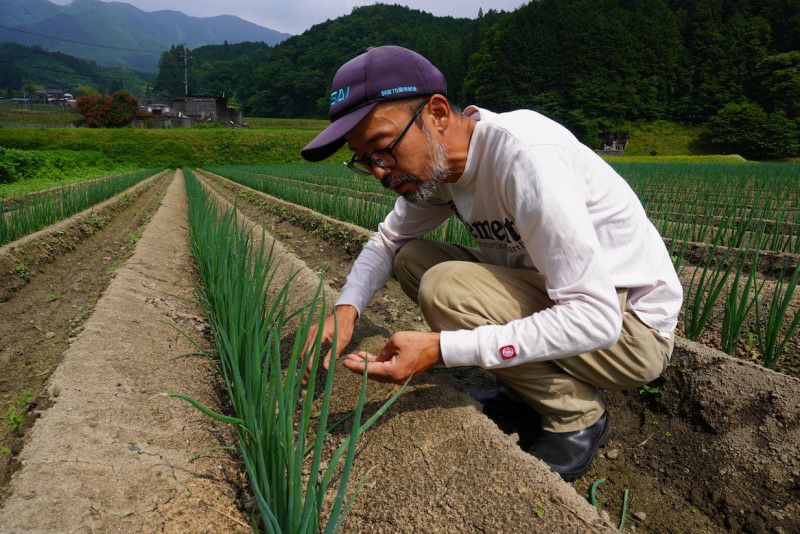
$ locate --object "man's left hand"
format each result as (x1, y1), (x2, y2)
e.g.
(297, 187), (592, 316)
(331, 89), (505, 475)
(342, 331), (443, 384)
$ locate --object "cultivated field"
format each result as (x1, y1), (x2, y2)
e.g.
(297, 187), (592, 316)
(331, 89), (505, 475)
(0, 162), (798, 532)
(0, 102), (80, 128)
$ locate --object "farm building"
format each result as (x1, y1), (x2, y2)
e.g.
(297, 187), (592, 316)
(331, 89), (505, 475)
(31, 89), (67, 104)
(598, 131), (630, 155)
(145, 103), (173, 115)
(171, 95), (243, 125)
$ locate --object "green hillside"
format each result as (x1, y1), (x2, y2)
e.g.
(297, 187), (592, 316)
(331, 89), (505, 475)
(154, 5), (503, 118)
(0, 43), (148, 96)
(153, 41), (272, 103)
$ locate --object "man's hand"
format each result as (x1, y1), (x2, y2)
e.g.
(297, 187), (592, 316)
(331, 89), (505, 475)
(342, 331), (443, 384)
(303, 304), (358, 384)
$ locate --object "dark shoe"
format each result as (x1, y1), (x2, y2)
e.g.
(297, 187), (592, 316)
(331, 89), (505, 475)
(468, 388), (543, 446)
(467, 388), (539, 419)
(526, 412), (612, 481)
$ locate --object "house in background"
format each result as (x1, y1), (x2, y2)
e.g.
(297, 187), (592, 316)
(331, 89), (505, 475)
(146, 103), (173, 115)
(171, 95), (243, 125)
(30, 89), (73, 106)
(133, 95), (244, 128)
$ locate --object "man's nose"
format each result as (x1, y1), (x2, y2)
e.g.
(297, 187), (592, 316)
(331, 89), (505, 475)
(372, 165), (391, 182)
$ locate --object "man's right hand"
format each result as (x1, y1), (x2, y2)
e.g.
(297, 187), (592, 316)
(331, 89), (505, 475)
(302, 304), (358, 385)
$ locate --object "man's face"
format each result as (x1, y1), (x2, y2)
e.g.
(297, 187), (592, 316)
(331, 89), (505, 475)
(345, 101), (449, 203)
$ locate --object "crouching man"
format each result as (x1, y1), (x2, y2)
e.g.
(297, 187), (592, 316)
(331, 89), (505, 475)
(300, 45), (682, 480)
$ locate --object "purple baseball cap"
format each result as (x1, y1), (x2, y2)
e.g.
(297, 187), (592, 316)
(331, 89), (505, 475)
(300, 45), (447, 162)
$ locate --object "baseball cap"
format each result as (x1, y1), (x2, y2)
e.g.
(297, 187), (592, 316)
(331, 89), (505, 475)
(300, 45), (447, 162)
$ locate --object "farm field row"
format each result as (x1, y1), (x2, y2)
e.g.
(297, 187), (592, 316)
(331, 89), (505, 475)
(193, 168), (800, 532)
(0, 169), (618, 532)
(203, 164), (800, 375)
(0, 171), (248, 530)
(0, 165), (797, 532)
(207, 163), (800, 255)
(0, 168), (163, 245)
(0, 169), (172, 495)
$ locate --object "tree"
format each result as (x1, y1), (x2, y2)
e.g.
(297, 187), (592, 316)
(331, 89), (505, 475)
(700, 101), (799, 159)
(77, 90), (142, 128)
(755, 51), (800, 118)
(154, 45), (187, 100)
(464, 0), (683, 122)
(107, 79), (124, 94)
(20, 82), (43, 95)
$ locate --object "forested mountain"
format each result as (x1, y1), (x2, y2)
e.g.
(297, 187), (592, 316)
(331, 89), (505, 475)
(156, 1), (798, 134)
(0, 0), (291, 72)
(155, 5), (503, 116)
(465, 0), (799, 126)
(0, 42), (147, 95)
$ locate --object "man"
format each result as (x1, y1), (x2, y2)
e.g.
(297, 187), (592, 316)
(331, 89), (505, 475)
(300, 45), (683, 480)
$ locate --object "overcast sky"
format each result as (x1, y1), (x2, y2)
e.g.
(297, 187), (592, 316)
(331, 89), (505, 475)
(50, 1), (525, 35)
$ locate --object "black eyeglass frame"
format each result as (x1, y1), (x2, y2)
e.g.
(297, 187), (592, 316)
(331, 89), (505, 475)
(345, 100), (428, 176)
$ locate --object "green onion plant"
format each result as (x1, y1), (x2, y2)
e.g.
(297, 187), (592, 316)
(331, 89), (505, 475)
(755, 261), (800, 369)
(181, 169), (405, 532)
(720, 251), (763, 355)
(0, 168), (161, 245)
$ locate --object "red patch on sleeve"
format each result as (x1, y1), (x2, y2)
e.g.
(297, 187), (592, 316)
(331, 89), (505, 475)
(499, 345), (517, 360)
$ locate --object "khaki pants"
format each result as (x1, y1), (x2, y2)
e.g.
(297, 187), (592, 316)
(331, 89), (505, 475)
(394, 239), (674, 432)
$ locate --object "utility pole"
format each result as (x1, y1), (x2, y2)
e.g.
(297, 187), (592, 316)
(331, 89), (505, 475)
(183, 44), (189, 97)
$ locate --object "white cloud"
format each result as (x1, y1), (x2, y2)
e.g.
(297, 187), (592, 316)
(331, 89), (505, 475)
(50, 0), (525, 34)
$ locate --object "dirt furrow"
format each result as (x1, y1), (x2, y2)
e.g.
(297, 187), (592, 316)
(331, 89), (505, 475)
(0, 171), (248, 532)
(0, 169), (171, 301)
(0, 169), (172, 495)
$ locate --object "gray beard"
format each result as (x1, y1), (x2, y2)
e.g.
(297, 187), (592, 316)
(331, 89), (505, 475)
(383, 126), (450, 204)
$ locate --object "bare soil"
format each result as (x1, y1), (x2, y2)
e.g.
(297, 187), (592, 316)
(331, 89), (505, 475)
(200, 170), (800, 534)
(0, 170), (171, 495)
(0, 172), (248, 532)
(666, 237), (798, 278)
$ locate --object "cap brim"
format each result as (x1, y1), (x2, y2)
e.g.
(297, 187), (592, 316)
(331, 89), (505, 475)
(300, 101), (379, 162)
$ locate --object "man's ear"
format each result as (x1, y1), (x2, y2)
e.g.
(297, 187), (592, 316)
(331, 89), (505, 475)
(427, 94), (451, 132)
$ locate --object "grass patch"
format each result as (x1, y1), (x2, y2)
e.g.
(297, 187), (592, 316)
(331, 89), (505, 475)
(245, 117), (330, 129)
(602, 154), (748, 164)
(623, 119), (704, 156)
(0, 126), (351, 169)
(5, 388), (36, 433)
(0, 147), (133, 199)
(0, 102), (80, 127)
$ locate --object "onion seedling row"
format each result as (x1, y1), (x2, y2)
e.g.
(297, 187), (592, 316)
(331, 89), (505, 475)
(204, 167), (478, 248)
(0, 168), (161, 246)
(181, 169), (405, 532)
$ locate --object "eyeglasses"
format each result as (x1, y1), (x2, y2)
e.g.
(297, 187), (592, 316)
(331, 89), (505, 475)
(346, 100), (427, 176)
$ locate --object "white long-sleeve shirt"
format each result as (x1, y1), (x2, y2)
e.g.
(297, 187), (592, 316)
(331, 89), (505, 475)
(336, 105), (683, 369)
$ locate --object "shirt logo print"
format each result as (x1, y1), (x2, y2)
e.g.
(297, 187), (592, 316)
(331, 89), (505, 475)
(499, 345), (517, 360)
